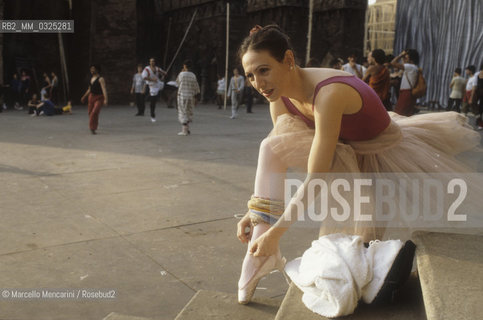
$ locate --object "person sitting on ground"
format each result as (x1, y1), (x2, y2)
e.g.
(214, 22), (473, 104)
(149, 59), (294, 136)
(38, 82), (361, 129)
(62, 100), (73, 114)
(32, 93), (64, 116)
(27, 93), (40, 114)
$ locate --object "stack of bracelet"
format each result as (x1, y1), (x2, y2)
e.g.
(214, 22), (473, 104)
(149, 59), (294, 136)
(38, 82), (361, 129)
(247, 195), (285, 225)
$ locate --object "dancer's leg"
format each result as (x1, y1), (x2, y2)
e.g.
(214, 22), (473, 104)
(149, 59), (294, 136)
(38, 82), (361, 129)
(150, 95), (157, 118)
(239, 137), (287, 290)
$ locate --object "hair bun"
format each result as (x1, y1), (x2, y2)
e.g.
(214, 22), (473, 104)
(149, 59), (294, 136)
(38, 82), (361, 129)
(249, 25), (262, 36)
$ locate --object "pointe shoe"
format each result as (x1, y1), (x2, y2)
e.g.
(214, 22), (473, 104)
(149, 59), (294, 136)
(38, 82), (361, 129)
(238, 254), (288, 305)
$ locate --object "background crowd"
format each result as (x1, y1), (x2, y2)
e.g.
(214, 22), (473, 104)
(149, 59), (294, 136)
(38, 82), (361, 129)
(1, 49), (482, 132)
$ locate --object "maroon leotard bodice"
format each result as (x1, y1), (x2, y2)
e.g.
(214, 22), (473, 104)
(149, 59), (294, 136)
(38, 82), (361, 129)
(281, 75), (390, 141)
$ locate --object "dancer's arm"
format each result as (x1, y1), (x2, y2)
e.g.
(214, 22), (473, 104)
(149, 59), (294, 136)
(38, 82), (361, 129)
(250, 84), (351, 257)
(362, 65), (374, 83)
(80, 87), (90, 103)
(99, 77), (108, 106)
(390, 51), (406, 70)
(131, 75), (135, 94)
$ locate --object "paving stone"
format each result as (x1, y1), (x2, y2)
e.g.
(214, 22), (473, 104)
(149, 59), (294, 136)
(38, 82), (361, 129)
(102, 312), (159, 320)
(0, 237), (193, 320)
(174, 290), (281, 320)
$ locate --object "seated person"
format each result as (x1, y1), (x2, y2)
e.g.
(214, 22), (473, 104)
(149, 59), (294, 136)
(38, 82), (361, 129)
(62, 100), (72, 114)
(28, 93), (40, 114)
(32, 94), (64, 116)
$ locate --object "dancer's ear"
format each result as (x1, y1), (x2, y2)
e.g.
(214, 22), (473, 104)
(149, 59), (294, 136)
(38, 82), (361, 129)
(283, 50), (295, 69)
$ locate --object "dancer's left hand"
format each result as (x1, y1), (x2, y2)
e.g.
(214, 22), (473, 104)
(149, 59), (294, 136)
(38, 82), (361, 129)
(249, 231), (279, 257)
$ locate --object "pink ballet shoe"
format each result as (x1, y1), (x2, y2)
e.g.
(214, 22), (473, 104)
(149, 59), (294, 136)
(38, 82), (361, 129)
(238, 254), (290, 304)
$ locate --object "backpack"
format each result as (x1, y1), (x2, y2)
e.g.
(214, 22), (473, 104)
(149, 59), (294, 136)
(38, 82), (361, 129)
(406, 68), (427, 98)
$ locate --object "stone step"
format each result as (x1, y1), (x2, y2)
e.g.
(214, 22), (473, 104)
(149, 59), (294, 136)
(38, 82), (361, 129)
(275, 273), (425, 320)
(174, 290), (282, 320)
(102, 312), (157, 320)
(413, 231), (483, 320)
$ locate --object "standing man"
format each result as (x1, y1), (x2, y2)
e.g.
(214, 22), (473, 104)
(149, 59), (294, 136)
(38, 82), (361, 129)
(176, 60), (200, 135)
(462, 65), (477, 115)
(243, 77), (254, 113)
(341, 54), (364, 79)
(131, 64), (146, 116)
(142, 58), (166, 123)
(228, 68), (244, 119)
(469, 64), (483, 130)
(448, 67), (466, 112)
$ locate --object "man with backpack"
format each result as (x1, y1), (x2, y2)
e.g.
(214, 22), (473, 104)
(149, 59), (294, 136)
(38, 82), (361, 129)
(142, 58), (167, 123)
(390, 49), (425, 116)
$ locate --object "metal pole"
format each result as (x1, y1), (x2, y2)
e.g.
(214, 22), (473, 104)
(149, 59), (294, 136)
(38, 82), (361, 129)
(58, 33), (69, 102)
(363, 4), (370, 57)
(165, 9), (198, 74)
(223, 2), (229, 110)
(163, 17), (172, 69)
(306, 0), (314, 65)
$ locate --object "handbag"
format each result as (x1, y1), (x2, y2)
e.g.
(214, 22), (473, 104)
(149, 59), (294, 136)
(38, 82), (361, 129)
(405, 68), (427, 98)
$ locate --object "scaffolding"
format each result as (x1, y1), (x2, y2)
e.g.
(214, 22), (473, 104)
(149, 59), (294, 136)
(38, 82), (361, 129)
(364, 0), (397, 56)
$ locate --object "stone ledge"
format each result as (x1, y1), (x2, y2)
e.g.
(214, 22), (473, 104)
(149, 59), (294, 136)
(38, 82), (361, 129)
(275, 273), (425, 320)
(413, 231), (483, 320)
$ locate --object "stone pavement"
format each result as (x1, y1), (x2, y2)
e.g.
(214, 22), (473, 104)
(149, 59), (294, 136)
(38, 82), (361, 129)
(0, 103), (319, 320)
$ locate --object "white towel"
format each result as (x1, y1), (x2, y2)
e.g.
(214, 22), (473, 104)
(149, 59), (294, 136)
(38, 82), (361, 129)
(285, 233), (403, 318)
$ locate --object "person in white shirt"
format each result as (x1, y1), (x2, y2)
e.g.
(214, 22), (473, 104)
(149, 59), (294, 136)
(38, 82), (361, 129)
(142, 57), (167, 122)
(462, 65), (477, 115)
(228, 68), (244, 119)
(341, 54), (363, 79)
(470, 64), (483, 130)
(448, 67), (466, 112)
(176, 60), (200, 135)
(216, 75), (226, 109)
(131, 64), (146, 116)
(390, 49), (420, 116)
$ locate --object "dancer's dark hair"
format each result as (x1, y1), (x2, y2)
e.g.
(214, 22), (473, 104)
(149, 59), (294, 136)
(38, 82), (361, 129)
(90, 64), (101, 73)
(238, 24), (294, 62)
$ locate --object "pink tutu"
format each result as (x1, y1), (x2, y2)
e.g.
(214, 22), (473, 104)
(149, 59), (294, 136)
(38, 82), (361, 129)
(267, 111), (483, 241)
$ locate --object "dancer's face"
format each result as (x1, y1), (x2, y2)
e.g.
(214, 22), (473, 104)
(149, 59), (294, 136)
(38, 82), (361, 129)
(242, 49), (291, 102)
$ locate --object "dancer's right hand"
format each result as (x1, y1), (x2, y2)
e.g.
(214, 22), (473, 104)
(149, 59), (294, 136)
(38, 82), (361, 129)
(237, 212), (253, 244)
